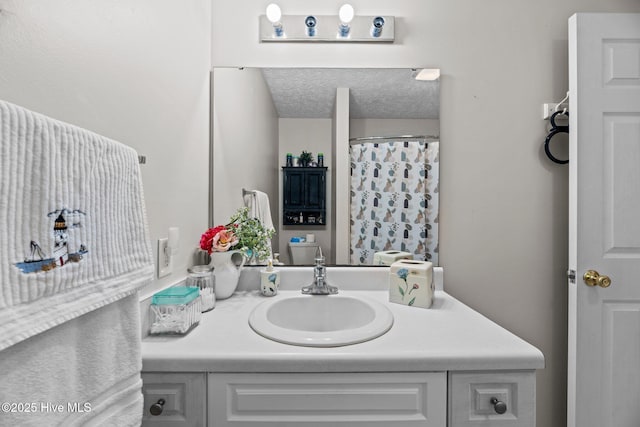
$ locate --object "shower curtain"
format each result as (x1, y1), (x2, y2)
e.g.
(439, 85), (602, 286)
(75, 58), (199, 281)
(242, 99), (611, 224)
(350, 139), (439, 265)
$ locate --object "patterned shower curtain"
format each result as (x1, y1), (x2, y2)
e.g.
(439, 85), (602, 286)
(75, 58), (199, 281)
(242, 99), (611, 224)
(350, 139), (439, 265)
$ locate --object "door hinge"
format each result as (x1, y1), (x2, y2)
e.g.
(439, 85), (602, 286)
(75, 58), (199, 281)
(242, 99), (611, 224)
(567, 269), (576, 284)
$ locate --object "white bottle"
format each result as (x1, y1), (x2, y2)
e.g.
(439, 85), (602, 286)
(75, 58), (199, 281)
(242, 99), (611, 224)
(260, 259), (280, 296)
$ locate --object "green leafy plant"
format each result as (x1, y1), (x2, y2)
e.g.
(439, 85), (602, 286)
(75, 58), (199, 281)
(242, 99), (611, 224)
(299, 150), (314, 166)
(228, 207), (275, 261)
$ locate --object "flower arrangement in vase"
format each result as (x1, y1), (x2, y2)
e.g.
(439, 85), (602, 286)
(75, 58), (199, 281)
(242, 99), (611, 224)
(199, 207), (275, 299)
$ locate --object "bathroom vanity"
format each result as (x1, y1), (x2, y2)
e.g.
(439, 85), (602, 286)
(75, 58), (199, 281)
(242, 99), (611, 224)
(140, 267), (543, 426)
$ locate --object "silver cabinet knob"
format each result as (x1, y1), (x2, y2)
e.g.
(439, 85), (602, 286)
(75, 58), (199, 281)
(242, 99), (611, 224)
(490, 397), (507, 414)
(149, 398), (165, 416)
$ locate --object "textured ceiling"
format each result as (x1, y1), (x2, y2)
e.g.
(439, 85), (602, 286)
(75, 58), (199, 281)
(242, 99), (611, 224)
(261, 68), (440, 119)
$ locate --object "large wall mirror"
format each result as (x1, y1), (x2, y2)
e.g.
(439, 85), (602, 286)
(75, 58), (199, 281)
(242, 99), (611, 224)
(212, 67), (440, 266)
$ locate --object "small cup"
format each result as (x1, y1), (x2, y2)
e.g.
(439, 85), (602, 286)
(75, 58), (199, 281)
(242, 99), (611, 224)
(306, 234), (315, 243)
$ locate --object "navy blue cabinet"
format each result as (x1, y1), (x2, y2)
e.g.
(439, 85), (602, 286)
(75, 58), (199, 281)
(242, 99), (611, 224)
(282, 167), (327, 226)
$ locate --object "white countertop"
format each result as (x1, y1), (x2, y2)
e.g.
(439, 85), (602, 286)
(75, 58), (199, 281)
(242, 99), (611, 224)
(142, 288), (544, 373)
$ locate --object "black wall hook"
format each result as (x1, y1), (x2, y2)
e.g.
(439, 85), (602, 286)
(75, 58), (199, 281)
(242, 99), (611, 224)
(544, 110), (569, 164)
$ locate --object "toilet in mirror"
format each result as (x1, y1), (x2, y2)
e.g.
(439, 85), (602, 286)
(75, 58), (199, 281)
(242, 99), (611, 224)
(211, 67), (439, 266)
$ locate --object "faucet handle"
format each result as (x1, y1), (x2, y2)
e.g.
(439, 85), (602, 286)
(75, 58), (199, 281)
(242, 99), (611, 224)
(315, 246), (325, 265)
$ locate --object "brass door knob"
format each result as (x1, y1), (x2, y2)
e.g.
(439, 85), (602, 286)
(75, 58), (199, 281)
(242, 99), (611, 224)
(583, 270), (611, 288)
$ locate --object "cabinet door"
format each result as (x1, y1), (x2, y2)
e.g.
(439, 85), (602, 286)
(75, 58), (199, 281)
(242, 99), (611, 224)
(283, 170), (306, 208)
(208, 372), (446, 427)
(448, 371), (536, 427)
(141, 372), (206, 427)
(305, 170), (326, 210)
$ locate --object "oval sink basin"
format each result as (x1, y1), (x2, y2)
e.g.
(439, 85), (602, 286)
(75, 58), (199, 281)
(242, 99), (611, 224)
(248, 294), (394, 347)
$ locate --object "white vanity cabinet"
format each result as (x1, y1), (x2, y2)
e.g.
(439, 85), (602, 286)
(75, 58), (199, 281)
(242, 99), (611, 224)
(140, 370), (536, 426)
(141, 288), (543, 427)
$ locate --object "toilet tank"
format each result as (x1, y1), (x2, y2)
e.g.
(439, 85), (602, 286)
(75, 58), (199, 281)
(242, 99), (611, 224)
(289, 242), (320, 265)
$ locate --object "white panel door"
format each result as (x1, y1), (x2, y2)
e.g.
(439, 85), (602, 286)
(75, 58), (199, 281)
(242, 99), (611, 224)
(568, 13), (640, 427)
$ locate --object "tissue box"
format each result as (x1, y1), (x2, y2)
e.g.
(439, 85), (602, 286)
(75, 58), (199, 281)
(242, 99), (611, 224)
(373, 250), (413, 266)
(389, 260), (434, 308)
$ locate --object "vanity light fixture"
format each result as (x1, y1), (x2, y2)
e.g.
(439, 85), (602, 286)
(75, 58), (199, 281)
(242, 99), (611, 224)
(338, 4), (354, 37)
(259, 7), (394, 43)
(266, 3), (284, 37)
(371, 16), (385, 37)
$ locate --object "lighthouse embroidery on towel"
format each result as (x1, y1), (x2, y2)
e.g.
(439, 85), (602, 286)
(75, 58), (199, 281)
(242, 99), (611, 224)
(14, 208), (88, 274)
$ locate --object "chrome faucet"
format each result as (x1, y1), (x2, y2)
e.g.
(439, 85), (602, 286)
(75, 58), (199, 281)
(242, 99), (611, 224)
(301, 247), (338, 295)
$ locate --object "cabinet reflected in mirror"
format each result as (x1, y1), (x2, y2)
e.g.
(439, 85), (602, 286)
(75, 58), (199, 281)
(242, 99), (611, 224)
(282, 167), (327, 226)
(211, 68), (439, 266)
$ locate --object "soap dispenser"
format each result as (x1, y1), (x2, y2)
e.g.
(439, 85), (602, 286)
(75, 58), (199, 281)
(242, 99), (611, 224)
(260, 259), (280, 296)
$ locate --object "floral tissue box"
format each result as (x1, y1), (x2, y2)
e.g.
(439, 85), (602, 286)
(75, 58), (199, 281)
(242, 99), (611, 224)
(372, 250), (413, 266)
(389, 260), (434, 308)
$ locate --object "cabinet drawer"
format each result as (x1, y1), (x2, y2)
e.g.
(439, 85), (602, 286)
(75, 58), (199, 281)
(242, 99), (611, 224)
(448, 371), (536, 427)
(142, 372), (206, 427)
(209, 372), (446, 427)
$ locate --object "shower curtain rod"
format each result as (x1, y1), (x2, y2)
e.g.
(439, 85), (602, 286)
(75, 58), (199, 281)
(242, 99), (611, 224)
(348, 134), (439, 144)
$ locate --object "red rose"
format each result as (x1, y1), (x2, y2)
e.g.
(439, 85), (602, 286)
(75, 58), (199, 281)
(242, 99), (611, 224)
(200, 225), (226, 254)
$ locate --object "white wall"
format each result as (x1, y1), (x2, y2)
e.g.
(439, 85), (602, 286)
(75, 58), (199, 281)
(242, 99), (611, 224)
(278, 118), (332, 264)
(212, 68), (279, 237)
(0, 0), (211, 296)
(211, 1), (640, 426)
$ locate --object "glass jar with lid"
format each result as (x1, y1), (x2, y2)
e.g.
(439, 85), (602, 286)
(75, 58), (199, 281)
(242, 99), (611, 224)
(149, 286), (201, 335)
(186, 265), (215, 312)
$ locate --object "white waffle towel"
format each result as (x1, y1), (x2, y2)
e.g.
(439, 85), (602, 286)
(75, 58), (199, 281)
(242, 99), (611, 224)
(0, 99), (154, 350)
(0, 294), (145, 426)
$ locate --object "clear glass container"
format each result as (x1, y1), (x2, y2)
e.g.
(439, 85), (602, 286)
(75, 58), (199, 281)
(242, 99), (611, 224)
(187, 265), (215, 312)
(149, 287), (202, 335)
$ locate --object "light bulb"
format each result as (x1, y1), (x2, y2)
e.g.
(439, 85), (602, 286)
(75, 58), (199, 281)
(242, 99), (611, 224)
(338, 4), (354, 37)
(266, 3), (283, 37)
(339, 4), (354, 24)
(305, 16), (317, 37)
(266, 3), (281, 24)
(371, 16), (385, 37)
